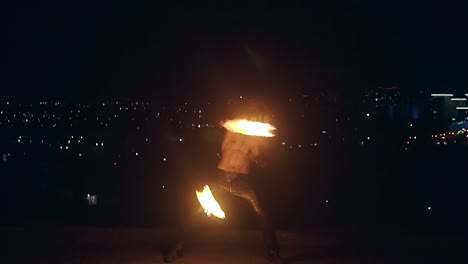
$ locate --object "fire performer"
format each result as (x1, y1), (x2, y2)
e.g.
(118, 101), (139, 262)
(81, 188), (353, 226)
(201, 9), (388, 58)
(164, 99), (286, 264)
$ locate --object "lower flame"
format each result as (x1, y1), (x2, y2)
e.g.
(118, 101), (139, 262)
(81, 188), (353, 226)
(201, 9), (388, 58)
(196, 185), (226, 219)
(221, 119), (276, 137)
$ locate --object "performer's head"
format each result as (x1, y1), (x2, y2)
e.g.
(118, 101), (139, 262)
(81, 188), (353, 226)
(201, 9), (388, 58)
(245, 98), (267, 112)
(239, 97), (271, 121)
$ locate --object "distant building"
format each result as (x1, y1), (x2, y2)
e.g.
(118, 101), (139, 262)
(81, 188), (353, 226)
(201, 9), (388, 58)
(429, 93), (468, 122)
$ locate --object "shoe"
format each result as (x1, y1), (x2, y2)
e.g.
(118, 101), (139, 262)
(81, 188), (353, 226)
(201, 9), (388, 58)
(267, 249), (288, 264)
(163, 242), (184, 263)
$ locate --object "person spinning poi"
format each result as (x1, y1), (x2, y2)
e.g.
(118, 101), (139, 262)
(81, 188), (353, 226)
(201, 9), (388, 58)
(164, 98), (287, 264)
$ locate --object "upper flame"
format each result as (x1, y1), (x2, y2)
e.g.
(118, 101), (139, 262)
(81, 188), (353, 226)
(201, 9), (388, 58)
(196, 185), (226, 219)
(221, 119), (276, 137)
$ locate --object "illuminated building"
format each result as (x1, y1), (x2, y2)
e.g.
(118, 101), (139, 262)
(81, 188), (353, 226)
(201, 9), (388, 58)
(429, 93), (468, 122)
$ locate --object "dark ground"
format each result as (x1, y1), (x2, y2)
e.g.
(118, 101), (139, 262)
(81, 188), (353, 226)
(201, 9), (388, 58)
(1, 226), (467, 263)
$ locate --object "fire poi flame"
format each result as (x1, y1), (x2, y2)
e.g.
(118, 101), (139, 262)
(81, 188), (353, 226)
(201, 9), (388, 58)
(220, 119), (276, 137)
(196, 185), (226, 219)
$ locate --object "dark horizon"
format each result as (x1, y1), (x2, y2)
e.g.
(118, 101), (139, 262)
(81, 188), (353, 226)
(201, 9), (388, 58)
(4, 1), (468, 101)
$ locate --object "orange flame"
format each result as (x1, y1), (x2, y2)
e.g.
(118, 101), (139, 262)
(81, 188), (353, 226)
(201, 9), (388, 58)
(196, 185), (225, 219)
(221, 119), (276, 137)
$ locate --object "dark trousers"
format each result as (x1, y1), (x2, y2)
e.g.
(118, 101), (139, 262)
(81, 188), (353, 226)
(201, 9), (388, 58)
(165, 169), (279, 255)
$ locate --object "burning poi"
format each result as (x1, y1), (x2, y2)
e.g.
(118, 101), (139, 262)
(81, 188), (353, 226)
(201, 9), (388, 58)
(220, 118), (276, 137)
(196, 185), (225, 219)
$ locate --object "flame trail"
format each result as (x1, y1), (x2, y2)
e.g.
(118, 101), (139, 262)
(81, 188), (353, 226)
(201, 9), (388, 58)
(196, 185), (225, 219)
(221, 119), (276, 137)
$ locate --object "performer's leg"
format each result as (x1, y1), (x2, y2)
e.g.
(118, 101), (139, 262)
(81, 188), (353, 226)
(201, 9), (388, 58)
(227, 176), (285, 262)
(211, 170), (286, 263)
(163, 190), (206, 262)
(163, 220), (188, 262)
(163, 215), (189, 262)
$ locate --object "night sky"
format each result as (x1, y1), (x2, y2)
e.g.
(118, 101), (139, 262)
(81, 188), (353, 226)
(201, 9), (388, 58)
(4, 1), (468, 101)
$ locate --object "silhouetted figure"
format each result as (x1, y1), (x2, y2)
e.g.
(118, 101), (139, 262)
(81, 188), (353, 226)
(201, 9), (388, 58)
(164, 99), (286, 264)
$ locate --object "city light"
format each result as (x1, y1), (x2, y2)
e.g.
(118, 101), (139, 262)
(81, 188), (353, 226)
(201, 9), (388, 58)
(1, 94), (468, 224)
(431, 94), (454, 97)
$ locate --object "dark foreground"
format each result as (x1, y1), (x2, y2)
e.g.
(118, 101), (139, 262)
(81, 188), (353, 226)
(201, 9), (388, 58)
(1, 226), (467, 264)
